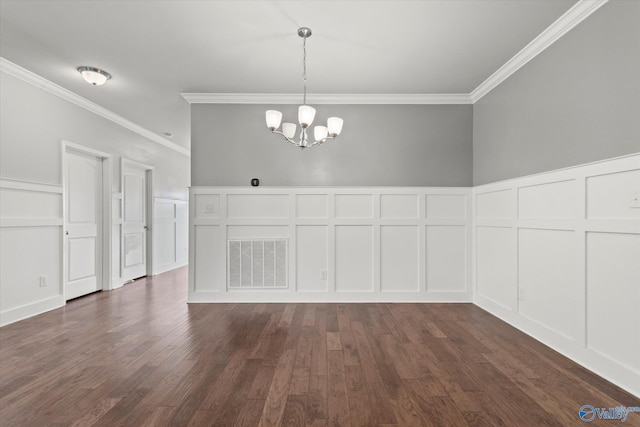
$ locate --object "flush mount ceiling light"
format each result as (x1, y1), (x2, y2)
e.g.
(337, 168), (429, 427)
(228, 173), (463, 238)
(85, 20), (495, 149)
(77, 66), (111, 86)
(266, 27), (343, 149)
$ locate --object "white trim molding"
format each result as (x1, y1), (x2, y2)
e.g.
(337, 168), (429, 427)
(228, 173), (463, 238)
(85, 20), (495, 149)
(0, 296), (65, 327)
(181, 93), (472, 105)
(0, 57), (190, 157)
(0, 177), (62, 194)
(0, 178), (63, 229)
(470, 0), (609, 103)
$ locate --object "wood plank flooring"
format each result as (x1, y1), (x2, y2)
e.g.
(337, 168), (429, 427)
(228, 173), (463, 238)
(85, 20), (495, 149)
(1, 266), (638, 426)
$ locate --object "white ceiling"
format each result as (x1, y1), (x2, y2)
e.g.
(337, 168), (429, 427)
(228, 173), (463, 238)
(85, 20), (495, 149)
(0, 0), (577, 149)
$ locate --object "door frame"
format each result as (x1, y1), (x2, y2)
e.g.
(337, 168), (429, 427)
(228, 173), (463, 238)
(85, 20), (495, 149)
(61, 140), (113, 299)
(120, 158), (155, 278)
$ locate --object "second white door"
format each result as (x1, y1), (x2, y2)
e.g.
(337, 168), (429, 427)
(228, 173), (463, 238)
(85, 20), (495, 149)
(122, 162), (148, 281)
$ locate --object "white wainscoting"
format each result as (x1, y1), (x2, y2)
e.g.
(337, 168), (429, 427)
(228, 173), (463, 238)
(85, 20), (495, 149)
(473, 153), (640, 397)
(111, 191), (123, 288)
(189, 187), (472, 303)
(1, 178), (189, 325)
(153, 197), (188, 275)
(0, 178), (65, 326)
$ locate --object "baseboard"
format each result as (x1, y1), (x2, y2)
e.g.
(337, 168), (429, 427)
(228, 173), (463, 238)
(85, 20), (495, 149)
(153, 259), (188, 276)
(188, 291), (473, 304)
(0, 295), (65, 327)
(111, 278), (125, 290)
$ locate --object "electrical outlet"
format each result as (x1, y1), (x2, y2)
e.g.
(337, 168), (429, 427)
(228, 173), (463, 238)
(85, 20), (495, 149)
(39, 275), (47, 287)
(204, 203), (216, 214)
(320, 270), (327, 280)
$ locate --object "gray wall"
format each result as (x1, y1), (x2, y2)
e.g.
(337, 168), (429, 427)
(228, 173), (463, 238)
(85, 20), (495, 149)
(473, 0), (640, 185)
(192, 104), (472, 187)
(1, 72), (189, 198)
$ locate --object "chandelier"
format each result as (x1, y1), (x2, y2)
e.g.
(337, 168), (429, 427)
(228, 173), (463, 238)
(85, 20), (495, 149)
(265, 27), (343, 149)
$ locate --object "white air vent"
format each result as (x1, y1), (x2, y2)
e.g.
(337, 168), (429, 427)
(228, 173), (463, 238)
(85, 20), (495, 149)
(228, 239), (288, 289)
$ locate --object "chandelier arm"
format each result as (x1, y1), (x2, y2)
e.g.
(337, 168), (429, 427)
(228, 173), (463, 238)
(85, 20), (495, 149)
(270, 130), (336, 148)
(271, 130), (296, 145)
(316, 135), (335, 145)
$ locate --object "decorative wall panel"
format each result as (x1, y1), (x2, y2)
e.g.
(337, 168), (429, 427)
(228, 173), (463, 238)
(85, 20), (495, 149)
(586, 232), (640, 372)
(0, 179), (64, 326)
(153, 198), (188, 275)
(473, 153), (640, 397)
(380, 225), (419, 292)
(518, 228), (576, 339)
(426, 194), (467, 219)
(296, 195), (328, 219)
(381, 194), (419, 219)
(518, 180), (576, 219)
(296, 226), (329, 292)
(426, 225), (467, 293)
(335, 225), (374, 292)
(189, 187), (471, 302)
(587, 169), (640, 220)
(335, 194), (374, 219)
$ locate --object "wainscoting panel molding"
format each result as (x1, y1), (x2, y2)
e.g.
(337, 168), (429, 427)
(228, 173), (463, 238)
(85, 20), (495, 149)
(473, 153), (640, 397)
(153, 197), (188, 275)
(189, 187), (472, 303)
(111, 191), (123, 288)
(0, 179), (189, 326)
(0, 178), (64, 326)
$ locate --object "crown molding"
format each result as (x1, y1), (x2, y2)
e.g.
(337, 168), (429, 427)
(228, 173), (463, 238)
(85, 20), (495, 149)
(470, 0), (609, 103)
(0, 57), (190, 157)
(181, 93), (472, 105)
(183, 0), (606, 107)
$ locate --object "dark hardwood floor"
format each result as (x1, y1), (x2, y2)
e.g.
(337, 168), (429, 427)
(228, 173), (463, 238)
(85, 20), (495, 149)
(0, 267), (637, 426)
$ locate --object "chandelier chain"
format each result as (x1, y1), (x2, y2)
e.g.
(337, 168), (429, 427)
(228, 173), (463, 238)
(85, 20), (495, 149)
(302, 36), (307, 105)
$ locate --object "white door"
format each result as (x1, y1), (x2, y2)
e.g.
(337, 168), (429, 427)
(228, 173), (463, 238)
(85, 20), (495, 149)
(65, 150), (103, 300)
(121, 162), (148, 281)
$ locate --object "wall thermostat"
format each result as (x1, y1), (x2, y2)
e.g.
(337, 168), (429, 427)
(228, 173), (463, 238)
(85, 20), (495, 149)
(251, 178), (260, 187)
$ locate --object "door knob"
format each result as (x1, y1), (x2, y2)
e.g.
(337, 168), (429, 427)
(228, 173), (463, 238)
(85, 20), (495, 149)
(144, 226), (150, 230)
(65, 231), (69, 235)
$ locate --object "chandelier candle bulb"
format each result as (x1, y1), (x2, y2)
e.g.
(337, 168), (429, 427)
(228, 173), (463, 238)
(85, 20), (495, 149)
(327, 117), (344, 137)
(298, 105), (316, 128)
(314, 126), (328, 142)
(266, 110), (283, 131)
(282, 123), (296, 139)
